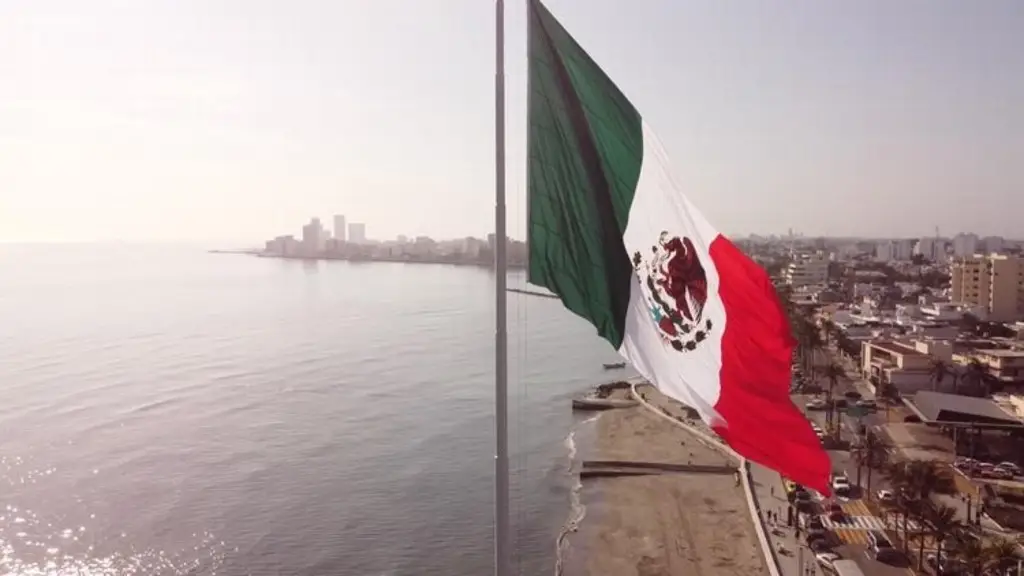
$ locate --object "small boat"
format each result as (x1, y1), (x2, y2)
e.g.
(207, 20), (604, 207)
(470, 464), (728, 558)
(602, 362), (627, 370)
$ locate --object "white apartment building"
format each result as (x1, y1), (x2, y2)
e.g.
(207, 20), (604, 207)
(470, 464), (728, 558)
(784, 253), (829, 286)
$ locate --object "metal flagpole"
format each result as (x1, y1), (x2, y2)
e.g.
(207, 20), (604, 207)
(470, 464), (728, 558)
(493, 0), (511, 575)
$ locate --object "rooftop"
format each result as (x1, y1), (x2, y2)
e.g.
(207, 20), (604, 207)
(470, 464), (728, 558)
(867, 341), (925, 357)
(974, 348), (1024, 358)
(905, 391), (1023, 428)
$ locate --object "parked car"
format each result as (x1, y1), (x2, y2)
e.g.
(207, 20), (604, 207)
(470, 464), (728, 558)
(806, 398), (828, 410)
(997, 461), (1021, 475)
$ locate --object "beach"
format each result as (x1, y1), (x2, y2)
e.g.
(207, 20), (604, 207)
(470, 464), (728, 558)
(574, 384), (769, 576)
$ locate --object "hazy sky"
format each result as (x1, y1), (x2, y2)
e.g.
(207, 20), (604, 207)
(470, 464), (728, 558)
(2, 1), (1022, 243)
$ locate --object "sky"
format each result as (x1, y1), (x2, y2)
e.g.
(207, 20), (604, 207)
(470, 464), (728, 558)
(1, 0), (1022, 244)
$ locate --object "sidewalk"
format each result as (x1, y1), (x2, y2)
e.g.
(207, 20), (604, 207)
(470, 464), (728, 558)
(749, 462), (818, 576)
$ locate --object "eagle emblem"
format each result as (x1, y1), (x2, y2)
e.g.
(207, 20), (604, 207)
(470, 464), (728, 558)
(632, 232), (713, 352)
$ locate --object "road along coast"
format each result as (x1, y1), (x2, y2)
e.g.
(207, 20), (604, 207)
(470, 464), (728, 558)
(568, 382), (772, 576)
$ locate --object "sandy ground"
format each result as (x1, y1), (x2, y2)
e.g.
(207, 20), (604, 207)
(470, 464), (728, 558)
(582, 385), (769, 576)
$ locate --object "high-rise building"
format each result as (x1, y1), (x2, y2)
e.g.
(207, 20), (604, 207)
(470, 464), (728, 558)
(952, 233), (979, 257)
(951, 254), (1024, 322)
(334, 215), (347, 242)
(301, 217), (326, 253)
(348, 222), (367, 244)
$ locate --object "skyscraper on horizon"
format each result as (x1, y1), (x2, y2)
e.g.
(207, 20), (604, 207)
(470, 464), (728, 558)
(334, 215), (347, 242)
(348, 222), (366, 244)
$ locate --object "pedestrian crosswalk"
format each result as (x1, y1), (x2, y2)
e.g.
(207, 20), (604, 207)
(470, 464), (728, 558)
(822, 515), (886, 531)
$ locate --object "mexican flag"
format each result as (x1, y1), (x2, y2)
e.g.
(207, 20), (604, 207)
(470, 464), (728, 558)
(526, 0), (831, 495)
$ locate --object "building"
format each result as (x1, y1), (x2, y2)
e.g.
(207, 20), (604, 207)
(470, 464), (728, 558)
(914, 238), (947, 262)
(348, 222), (367, 244)
(952, 233), (979, 257)
(784, 253), (829, 286)
(301, 218), (326, 254)
(334, 215), (347, 242)
(861, 339), (953, 394)
(982, 236), (1005, 254)
(950, 254), (1024, 322)
(876, 239), (914, 262)
(965, 348), (1024, 385)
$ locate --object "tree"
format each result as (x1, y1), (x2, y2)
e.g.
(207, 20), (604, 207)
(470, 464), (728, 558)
(919, 501), (961, 572)
(961, 359), (992, 397)
(980, 538), (1021, 576)
(822, 362), (846, 429)
(853, 431), (888, 493)
(933, 358), (954, 393)
(956, 538), (986, 576)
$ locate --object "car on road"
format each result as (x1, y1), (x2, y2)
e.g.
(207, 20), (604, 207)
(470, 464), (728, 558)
(815, 552), (841, 573)
(831, 475), (851, 496)
(806, 398), (827, 410)
(854, 399), (877, 410)
(827, 503), (844, 521)
(876, 489), (895, 503)
(843, 390), (862, 400)
(805, 515), (824, 531)
(809, 539), (832, 552)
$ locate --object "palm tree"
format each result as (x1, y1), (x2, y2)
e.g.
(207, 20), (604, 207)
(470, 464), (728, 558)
(956, 538), (987, 576)
(961, 359), (992, 397)
(853, 431), (888, 493)
(981, 538), (1021, 575)
(822, 362), (845, 428)
(883, 462), (915, 552)
(930, 359), (953, 392)
(919, 501), (961, 572)
(821, 318), (836, 346)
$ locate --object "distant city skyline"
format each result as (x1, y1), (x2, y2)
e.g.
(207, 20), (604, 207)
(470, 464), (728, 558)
(2, 1), (1022, 242)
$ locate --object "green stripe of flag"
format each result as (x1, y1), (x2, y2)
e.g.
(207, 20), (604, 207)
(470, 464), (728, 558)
(526, 0), (644, 348)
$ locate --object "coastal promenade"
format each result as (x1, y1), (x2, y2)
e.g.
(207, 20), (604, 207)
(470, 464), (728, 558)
(573, 383), (770, 576)
(626, 381), (785, 576)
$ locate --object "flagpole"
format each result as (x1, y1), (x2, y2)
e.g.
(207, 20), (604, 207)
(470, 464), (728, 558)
(493, 0), (511, 575)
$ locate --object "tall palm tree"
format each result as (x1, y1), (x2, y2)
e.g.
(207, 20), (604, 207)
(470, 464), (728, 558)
(930, 359), (952, 392)
(800, 323), (824, 378)
(822, 362), (845, 428)
(956, 538), (986, 576)
(884, 462), (915, 552)
(919, 501), (960, 572)
(961, 359), (992, 397)
(853, 431), (888, 493)
(821, 318), (836, 346)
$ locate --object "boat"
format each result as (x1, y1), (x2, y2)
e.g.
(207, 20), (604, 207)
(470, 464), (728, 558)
(602, 362), (626, 370)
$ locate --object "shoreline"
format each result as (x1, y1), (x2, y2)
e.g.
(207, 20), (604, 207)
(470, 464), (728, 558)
(564, 384), (769, 576)
(209, 249), (528, 270)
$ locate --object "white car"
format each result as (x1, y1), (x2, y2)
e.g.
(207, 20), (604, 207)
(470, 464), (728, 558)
(832, 475), (851, 494)
(816, 552), (841, 572)
(806, 398), (827, 410)
(877, 489), (895, 503)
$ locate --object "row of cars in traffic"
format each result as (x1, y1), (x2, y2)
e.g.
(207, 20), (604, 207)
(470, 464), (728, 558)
(953, 457), (1021, 480)
(805, 391), (878, 413)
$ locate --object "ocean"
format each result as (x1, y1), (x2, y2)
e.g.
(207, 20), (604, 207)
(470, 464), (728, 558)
(0, 243), (628, 576)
